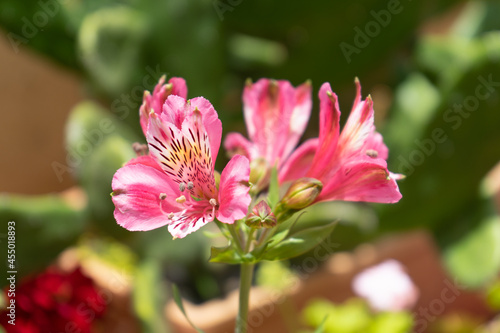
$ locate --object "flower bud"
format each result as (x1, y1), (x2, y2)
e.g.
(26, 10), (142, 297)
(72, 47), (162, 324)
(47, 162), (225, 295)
(246, 201), (277, 229)
(249, 158), (269, 185)
(280, 177), (323, 210)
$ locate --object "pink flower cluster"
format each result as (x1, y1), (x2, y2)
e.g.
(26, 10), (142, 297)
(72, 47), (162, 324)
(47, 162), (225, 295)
(111, 76), (402, 238)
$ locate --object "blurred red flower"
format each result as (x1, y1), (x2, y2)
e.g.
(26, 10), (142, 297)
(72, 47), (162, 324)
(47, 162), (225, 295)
(1, 266), (107, 333)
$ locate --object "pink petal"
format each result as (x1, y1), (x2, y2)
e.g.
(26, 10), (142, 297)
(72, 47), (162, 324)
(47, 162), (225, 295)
(190, 97), (222, 166)
(161, 96), (222, 168)
(217, 155), (251, 223)
(307, 83), (341, 178)
(168, 216), (211, 239)
(279, 138), (319, 183)
(338, 81), (390, 163)
(124, 155), (163, 172)
(113, 159), (216, 238)
(242, 78), (272, 142)
(366, 132), (389, 161)
(162, 95), (191, 129)
(351, 77), (362, 112)
(139, 76), (188, 137)
(281, 81), (312, 163)
(242, 79), (312, 166)
(147, 111), (217, 199)
(112, 164), (182, 231)
(169, 77), (188, 99)
(318, 157), (402, 203)
(140, 90), (154, 137)
(338, 93), (378, 159)
(167, 200), (215, 239)
(223, 132), (257, 160)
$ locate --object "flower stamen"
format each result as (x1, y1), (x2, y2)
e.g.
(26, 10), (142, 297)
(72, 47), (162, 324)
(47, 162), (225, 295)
(366, 149), (378, 158)
(132, 142), (148, 156)
(176, 195), (186, 204)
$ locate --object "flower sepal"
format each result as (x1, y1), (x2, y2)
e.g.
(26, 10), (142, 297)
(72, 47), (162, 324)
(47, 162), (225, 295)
(246, 201), (277, 229)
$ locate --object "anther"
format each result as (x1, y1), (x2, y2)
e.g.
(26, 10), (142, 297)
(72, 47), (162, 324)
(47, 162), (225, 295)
(176, 195), (186, 204)
(268, 80), (279, 99)
(159, 193), (167, 200)
(179, 182), (186, 192)
(366, 149), (378, 158)
(168, 213), (175, 219)
(209, 198), (217, 207)
(187, 182), (194, 190)
(132, 142), (148, 156)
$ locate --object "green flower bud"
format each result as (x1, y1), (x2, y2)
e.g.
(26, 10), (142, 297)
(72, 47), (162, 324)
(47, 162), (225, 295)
(280, 177), (323, 210)
(246, 201), (277, 229)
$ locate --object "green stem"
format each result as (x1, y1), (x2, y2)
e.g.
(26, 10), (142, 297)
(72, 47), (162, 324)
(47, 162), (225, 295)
(236, 262), (255, 333)
(228, 223), (243, 253)
(244, 229), (256, 253)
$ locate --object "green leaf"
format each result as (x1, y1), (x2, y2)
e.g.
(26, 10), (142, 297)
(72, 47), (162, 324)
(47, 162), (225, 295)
(313, 316), (329, 333)
(443, 216), (500, 288)
(133, 260), (171, 332)
(209, 245), (255, 264)
(267, 229), (290, 249)
(254, 212), (310, 261)
(264, 211), (309, 254)
(172, 285), (205, 333)
(249, 242), (269, 260)
(262, 221), (337, 261)
(275, 210), (308, 236)
(267, 165), (279, 209)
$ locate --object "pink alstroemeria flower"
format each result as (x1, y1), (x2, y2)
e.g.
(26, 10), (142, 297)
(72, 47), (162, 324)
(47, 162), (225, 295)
(279, 79), (402, 203)
(112, 95), (251, 238)
(139, 75), (187, 136)
(224, 78), (312, 168)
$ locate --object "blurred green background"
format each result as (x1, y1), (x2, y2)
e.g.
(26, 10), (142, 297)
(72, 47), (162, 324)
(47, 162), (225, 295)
(1, 0), (500, 331)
